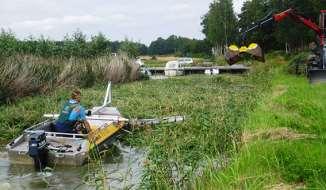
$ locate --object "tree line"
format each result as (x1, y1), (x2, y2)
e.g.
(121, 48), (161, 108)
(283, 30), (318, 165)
(0, 29), (212, 58)
(0, 29), (149, 58)
(148, 35), (212, 57)
(202, 0), (325, 53)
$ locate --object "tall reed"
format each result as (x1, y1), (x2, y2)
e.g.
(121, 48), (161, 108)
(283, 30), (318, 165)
(0, 54), (140, 104)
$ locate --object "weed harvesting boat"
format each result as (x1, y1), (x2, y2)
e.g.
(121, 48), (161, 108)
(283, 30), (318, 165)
(6, 82), (128, 167)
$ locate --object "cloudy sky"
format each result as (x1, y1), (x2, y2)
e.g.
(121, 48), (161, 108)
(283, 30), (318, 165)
(0, 0), (246, 45)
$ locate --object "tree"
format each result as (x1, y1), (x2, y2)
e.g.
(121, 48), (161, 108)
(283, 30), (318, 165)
(0, 29), (19, 57)
(201, 0), (237, 53)
(119, 39), (140, 58)
(89, 32), (110, 57)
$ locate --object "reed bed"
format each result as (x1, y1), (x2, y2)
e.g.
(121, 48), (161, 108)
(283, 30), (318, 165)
(0, 54), (140, 104)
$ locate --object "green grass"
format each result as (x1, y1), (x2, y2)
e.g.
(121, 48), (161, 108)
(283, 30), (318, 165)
(195, 140), (326, 189)
(194, 55), (326, 189)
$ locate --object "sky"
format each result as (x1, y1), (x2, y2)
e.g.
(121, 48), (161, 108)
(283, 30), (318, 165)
(0, 0), (246, 45)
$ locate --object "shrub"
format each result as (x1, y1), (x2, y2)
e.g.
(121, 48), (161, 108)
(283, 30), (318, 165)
(287, 52), (309, 75)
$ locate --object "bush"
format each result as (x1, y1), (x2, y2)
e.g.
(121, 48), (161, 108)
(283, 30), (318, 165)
(287, 52), (309, 75)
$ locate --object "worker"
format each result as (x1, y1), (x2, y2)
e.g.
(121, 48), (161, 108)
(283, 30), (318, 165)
(55, 90), (91, 133)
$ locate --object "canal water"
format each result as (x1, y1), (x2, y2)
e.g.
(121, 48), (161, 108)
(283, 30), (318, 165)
(0, 142), (146, 190)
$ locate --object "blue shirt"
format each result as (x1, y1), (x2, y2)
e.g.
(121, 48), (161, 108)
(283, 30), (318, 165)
(67, 99), (86, 121)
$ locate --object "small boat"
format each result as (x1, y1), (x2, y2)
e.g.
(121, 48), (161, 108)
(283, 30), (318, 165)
(6, 82), (128, 167)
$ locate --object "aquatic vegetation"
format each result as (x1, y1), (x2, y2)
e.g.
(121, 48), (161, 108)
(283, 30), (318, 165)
(0, 54), (139, 104)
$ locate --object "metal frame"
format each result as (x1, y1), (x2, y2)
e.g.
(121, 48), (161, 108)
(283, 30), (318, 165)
(24, 119), (87, 139)
(92, 81), (112, 115)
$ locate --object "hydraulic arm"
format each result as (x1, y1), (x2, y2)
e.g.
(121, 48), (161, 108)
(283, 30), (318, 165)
(273, 8), (324, 46)
(226, 8), (326, 83)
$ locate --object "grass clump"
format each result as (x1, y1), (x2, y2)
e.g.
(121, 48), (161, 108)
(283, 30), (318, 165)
(287, 52), (309, 76)
(195, 140), (326, 189)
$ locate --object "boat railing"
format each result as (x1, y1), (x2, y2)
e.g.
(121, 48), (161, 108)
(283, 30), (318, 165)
(44, 131), (87, 139)
(24, 119), (87, 139)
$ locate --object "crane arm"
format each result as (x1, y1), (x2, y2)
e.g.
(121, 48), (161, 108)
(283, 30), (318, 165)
(240, 9), (323, 44)
(273, 8), (323, 45)
(226, 8), (325, 66)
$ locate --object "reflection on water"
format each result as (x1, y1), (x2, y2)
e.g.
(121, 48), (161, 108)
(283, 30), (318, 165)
(0, 142), (146, 190)
(106, 142), (147, 189)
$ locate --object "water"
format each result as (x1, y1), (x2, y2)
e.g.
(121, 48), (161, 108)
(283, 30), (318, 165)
(0, 142), (146, 190)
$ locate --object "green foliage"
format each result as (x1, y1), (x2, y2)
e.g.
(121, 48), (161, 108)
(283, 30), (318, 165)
(275, 141), (326, 184)
(287, 52), (309, 75)
(201, 0), (237, 46)
(0, 29), (212, 58)
(0, 29), (149, 58)
(196, 140), (326, 189)
(0, 93), (63, 141)
(115, 74), (270, 188)
(148, 35), (211, 56)
(0, 29), (19, 57)
(119, 40), (141, 58)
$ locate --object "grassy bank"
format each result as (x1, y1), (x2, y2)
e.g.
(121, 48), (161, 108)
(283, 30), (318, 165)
(195, 55), (326, 189)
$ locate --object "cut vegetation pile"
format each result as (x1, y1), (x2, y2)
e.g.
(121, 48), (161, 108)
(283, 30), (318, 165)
(0, 54), (139, 104)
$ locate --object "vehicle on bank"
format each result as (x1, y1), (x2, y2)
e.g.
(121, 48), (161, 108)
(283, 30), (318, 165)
(165, 61), (184, 76)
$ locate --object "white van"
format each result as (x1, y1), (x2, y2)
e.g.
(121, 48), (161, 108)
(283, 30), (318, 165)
(164, 61), (184, 76)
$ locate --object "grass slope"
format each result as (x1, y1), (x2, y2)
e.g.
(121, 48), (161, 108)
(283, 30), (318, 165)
(195, 55), (326, 189)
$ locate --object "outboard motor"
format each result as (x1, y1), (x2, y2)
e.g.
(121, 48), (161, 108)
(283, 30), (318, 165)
(28, 131), (48, 171)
